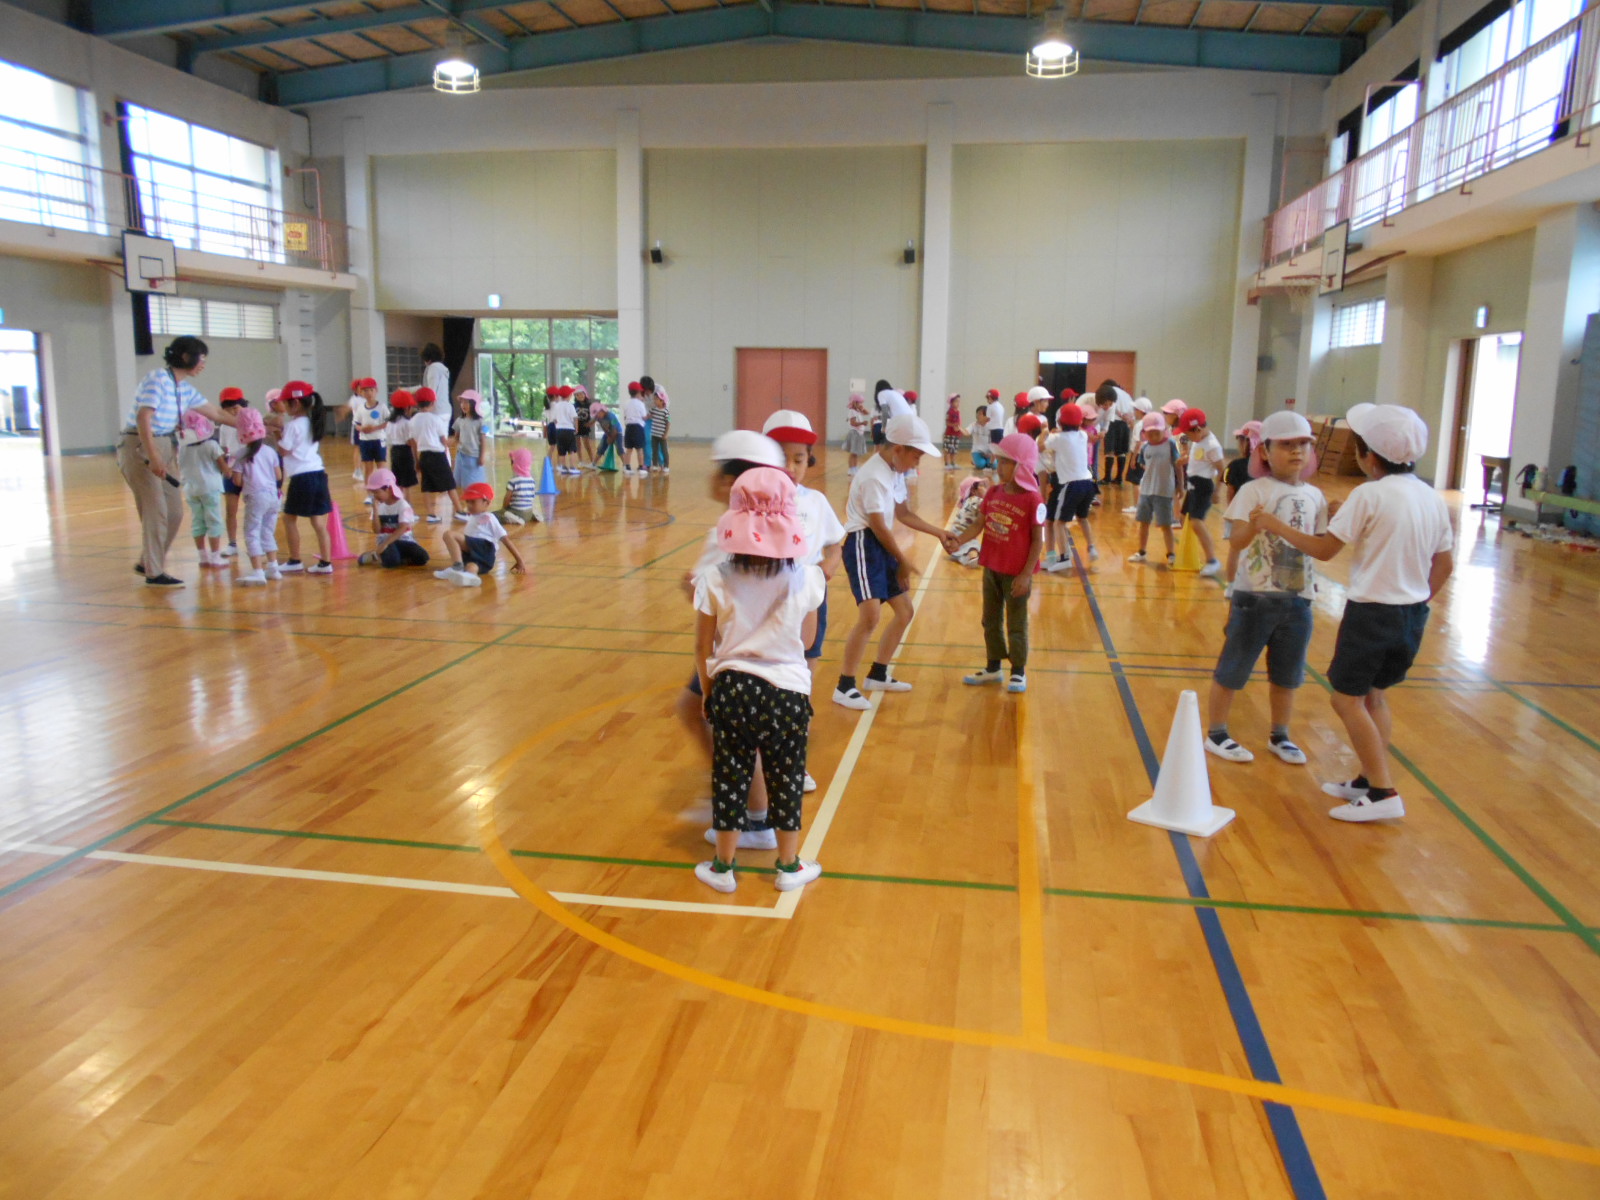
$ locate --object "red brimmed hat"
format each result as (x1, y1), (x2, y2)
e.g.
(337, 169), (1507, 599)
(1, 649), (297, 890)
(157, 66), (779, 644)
(280, 380), (315, 402)
(761, 409), (817, 446)
(356, 377), (378, 390)
(903, 389), (918, 403)
(626, 381), (642, 393)
(461, 482), (495, 502)
(413, 387), (437, 405)
(1057, 404), (1084, 429)
(219, 386), (246, 403)
(1177, 407), (1208, 433)
(557, 385), (574, 398)
(1017, 413), (1045, 437)
(985, 388), (1000, 400)
(389, 389), (415, 408)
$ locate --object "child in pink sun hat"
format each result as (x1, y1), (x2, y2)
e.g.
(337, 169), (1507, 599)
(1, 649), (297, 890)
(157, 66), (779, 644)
(963, 432), (1045, 694)
(693, 465), (826, 896)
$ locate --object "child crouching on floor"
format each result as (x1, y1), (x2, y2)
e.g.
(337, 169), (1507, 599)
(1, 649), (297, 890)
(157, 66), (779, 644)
(693, 466), (826, 894)
(359, 468), (430, 568)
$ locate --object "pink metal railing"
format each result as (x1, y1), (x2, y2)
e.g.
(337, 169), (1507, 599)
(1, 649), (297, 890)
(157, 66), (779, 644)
(1264, 4), (1600, 266)
(0, 148), (349, 274)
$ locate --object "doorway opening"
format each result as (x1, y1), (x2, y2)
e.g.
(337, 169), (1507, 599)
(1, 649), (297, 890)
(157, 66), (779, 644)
(1445, 332), (1521, 504)
(0, 329), (42, 443)
(734, 348), (828, 443)
(1037, 350), (1138, 402)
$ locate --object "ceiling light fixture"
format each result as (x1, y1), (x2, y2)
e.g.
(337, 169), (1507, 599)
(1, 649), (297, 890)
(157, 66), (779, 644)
(433, 54), (480, 94)
(1026, 7), (1079, 78)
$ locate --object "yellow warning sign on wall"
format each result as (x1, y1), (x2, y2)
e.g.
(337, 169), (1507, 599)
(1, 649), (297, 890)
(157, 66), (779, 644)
(284, 221), (310, 253)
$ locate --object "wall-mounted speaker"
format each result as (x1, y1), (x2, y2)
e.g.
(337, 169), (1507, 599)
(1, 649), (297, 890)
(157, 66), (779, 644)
(649, 245), (664, 264)
(903, 245), (916, 265)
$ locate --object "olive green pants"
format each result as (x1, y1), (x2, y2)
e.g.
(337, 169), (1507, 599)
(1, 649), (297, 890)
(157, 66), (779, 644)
(982, 567), (1029, 673)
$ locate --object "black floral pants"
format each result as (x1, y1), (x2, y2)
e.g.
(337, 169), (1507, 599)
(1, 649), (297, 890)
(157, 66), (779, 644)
(706, 670), (812, 832)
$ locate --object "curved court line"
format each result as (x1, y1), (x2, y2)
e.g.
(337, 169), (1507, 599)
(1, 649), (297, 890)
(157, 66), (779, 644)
(477, 688), (1600, 1168)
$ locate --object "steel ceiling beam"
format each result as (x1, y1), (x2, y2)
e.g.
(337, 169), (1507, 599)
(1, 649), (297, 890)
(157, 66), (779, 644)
(273, 3), (1354, 103)
(189, 5), (436, 55)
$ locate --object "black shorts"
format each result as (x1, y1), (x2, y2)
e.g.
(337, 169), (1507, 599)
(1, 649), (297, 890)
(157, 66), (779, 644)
(1327, 600), (1431, 695)
(1048, 478), (1098, 522)
(379, 539), (430, 568)
(989, 428), (1004, 445)
(623, 425), (646, 451)
(871, 422), (886, 446)
(553, 429), (577, 456)
(282, 470), (332, 518)
(389, 444), (418, 488)
(1183, 476), (1216, 520)
(462, 535), (497, 575)
(358, 439), (387, 463)
(1105, 420), (1132, 456)
(419, 449), (455, 493)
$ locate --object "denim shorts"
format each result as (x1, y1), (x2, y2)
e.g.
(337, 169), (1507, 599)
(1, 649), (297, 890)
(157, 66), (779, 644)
(1213, 592), (1314, 690)
(1135, 493), (1173, 527)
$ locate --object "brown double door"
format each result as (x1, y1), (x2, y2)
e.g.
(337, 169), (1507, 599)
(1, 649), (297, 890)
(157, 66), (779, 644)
(734, 348), (827, 442)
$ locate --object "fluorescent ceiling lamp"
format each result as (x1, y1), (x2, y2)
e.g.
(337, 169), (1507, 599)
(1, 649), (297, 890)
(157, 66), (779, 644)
(1026, 9), (1080, 78)
(433, 56), (480, 95)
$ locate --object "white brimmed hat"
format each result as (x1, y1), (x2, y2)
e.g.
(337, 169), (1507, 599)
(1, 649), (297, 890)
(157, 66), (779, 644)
(885, 413), (939, 457)
(1346, 403), (1428, 464)
(761, 409), (817, 445)
(710, 429), (786, 468)
(1259, 411), (1313, 440)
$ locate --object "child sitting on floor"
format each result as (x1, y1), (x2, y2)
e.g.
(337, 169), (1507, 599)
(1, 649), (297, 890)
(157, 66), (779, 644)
(499, 448), (542, 526)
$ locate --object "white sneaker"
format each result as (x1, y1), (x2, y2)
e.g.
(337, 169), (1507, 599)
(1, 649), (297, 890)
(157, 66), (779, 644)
(773, 860), (822, 891)
(1088, 546), (1099, 562)
(832, 686), (871, 711)
(1329, 794), (1405, 822)
(265, 564), (282, 580)
(453, 512), (469, 522)
(308, 561), (333, 575)
(862, 675), (911, 692)
(804, 773), (817, 793)
(236, 570), (266, 585)
(434, 567), (462, 581)
(456, 572), (483, 587)
(1205, 734), (1254, 763)
(1044, 558), (1073, 574)
(1127, 550), (1148, 564)
(703, 827), (778, 851)
(963, 667), (1004, 685)
(1007, 674), (1027, 693)
(1043, 551), (1059, 567)
(662, 468), (670, 475)
(1122, 505), (1138, 516)
(503, 513), (525, 527)
(363, 497), (373, 506)
(1321, 779), (1369, 801)
(220, 543), (237, 558)
(1200, 560), (1222, 578)
(1268, 738), (1307, 765)
(695, 861), (737, 893)
(279, 559), (305, 573)
(426, 515), (441, 524)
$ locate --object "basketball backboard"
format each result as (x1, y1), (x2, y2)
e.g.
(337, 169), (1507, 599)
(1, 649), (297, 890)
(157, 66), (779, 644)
(122, 232), (177, 296)
(1319, 221), (1349, 296)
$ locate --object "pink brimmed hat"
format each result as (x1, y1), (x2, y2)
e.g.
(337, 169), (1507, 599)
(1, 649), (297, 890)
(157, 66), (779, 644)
(365, 468), (397, 492)
(716, 466), (809, 559)
(181, 409), (215, 440)
(993, 432), (1040, 491)
(509, 448), (534, 476)
(234, 407), (267, 442)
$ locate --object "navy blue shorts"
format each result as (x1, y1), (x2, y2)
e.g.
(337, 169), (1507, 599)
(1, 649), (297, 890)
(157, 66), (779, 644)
(623, 425), (646, 450)
(1327, 600), (1431, 695)
(843, 529), (904, 603)
(223, 476), (241, 497)
(989, 428), (1004, 444)
(805, 594), (829, 660)
(1048, 478), (1098, 522)
(1183, 476), (1216, 520)
(462, 535), (496, 575)
(358, 439), (387, 463)
(282, 470), (332, 518)
(1213, 593), (1314, 690)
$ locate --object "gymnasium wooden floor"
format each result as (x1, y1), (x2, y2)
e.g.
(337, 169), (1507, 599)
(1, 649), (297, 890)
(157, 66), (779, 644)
(1, 433), (1598, 1200)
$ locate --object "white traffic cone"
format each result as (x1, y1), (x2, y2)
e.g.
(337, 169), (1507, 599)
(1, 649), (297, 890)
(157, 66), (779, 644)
(1127, 689), (1236, 837)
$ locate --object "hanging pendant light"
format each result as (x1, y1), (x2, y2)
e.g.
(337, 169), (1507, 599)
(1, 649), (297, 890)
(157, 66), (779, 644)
(433, 31), (480, 94)
(1026, 7), (1079, 78)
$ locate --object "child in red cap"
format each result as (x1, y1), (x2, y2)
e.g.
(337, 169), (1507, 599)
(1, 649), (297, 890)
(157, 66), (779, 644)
(410, 387), (460, 525)
(693, 466), (826, 894)
(1176, 407), (1226, 577)
(1042, 403), (1097, 570)
(962, 432), (1045, 693)
(436, 481), (525, 587)
(216, 386), (248, 558)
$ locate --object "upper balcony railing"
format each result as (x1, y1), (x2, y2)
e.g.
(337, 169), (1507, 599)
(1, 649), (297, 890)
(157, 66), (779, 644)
(0, 147), (349, 275)
(1264, 4), (1600, 267)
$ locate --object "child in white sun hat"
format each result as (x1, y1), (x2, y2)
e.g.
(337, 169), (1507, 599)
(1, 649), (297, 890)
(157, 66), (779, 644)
(1250, 402), (1454, 823)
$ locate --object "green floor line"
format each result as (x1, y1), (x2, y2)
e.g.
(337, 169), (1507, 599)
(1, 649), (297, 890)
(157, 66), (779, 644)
(140, 817), (1590, 926)
(625, 531), (707, 575)
(0, 627), (526, 906)
(1301, 667), (1600, 959)
(1494, 682), (1600, 756)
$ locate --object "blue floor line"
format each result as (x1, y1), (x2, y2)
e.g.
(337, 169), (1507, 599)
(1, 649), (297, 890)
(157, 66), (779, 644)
(1068, 535), (1328, 1200)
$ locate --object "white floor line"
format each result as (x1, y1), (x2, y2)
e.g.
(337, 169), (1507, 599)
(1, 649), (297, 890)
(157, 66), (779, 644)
(3, 842), (789, 918)
(779, 504), (952, 916)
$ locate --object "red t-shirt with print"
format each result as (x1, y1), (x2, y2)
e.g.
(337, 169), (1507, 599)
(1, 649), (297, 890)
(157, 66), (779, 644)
(978, 484), (1046, 575)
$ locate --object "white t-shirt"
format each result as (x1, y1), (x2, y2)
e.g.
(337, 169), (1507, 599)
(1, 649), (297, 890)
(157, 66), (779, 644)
(422, 361), (450, 407)
(795, 485), (846, 570)
(181, 439), (225, 496)
(235, 444), (280, 498)
(386, 415), (412, 449)
(278, 415), (324, 477)
(1045, 430), (1091, 483)
(694, 562), (827, 696)
(844, 452), (907, 534)
(986, 400), (1006, 429)
(410, 410), (451, 455)
(548, 400), (577, 430)
(1225, 477), (1329, 599)
(1113, 391), (1138, 424)
(355, 401), (389, 440)
(1184, 432), (1225, 481)
(1328, 473), (1454, 605)
(621, 397), (649, 426)
(692, 527), (725, 576)
(464, 511), (509, 543)
(880, 392), (913, 420)
(375, 497), (417, 543)
(218, 419), (240, 456)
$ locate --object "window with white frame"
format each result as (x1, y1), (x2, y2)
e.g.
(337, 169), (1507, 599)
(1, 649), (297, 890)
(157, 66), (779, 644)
(150, 295), (277, 341)
(122, 103), (280, 262)
(1330, 299), (1386, 348)
(0, 59), (99, 233)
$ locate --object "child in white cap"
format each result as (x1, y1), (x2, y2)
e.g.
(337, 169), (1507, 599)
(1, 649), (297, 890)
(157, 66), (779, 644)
(1205, 411), (1326, 766)
(694, 466), (827, 894)
(1250, 403), (1454, 822)
(834, 414), (959, 709)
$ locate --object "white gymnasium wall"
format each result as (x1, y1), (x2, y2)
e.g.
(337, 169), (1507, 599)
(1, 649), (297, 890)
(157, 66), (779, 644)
(1310, 278), (1386, 415)
(948, 139), (1245, 407)
(644, 147), (925, 439)
(370, 152), (617, 314)
(0, 256), (124, 453)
